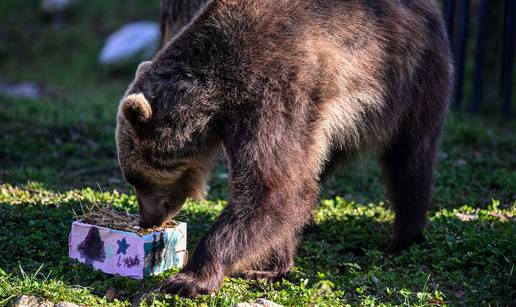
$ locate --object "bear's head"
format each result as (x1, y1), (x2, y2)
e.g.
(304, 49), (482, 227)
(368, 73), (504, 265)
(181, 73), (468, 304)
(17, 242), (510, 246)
(116, 61), (220, 228)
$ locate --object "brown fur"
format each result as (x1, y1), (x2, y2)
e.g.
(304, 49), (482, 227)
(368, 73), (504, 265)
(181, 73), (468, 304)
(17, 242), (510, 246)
(116, 0), (452, 297)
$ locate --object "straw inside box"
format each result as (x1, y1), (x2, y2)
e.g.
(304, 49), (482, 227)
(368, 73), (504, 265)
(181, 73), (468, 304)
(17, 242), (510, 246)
(74, 203), (178, 236)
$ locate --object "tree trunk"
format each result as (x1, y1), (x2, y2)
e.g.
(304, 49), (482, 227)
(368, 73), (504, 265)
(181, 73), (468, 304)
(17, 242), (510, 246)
(159, 0), (208, 47)
(483, 1), (506, 107)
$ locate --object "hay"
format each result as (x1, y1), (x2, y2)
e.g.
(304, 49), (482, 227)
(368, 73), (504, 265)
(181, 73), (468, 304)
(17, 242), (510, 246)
(74, 203), (177, 236)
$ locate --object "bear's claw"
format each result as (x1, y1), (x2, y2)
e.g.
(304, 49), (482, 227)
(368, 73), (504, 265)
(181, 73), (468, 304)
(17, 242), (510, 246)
(161, 272), (222, 298)
(386, 234), (428, 254)
(236, 270), (288, 283)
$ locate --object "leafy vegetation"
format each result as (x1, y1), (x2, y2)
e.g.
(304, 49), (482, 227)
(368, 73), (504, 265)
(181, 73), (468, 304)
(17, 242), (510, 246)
(0, 1), (515, 306)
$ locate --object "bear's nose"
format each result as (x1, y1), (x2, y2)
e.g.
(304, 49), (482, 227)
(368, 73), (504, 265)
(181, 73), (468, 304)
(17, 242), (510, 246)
(139, 214), (166, 229)
(139, 216), (162, 229)
(139, 220), (153, 229)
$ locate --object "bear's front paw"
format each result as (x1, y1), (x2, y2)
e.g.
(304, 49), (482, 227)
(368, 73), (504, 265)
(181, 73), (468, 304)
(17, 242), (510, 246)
(161, 272), (222, 298)
(386, 233), (428, 254)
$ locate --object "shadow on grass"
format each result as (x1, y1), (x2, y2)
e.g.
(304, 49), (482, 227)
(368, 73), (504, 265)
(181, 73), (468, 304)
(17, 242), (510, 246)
(0, 122), (121, 192)
(1, 188), (514, 305)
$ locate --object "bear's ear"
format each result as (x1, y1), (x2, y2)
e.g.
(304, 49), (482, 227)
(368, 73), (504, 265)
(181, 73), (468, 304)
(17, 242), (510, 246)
(135, 61), (152, 77)
(120, 93), (153, 132)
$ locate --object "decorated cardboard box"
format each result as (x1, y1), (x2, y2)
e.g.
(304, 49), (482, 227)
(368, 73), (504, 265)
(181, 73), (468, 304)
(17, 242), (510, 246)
(69, 220), (187, 279)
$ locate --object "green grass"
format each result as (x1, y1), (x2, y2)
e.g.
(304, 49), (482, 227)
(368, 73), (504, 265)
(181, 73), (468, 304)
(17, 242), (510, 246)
(1, 1), (515, 306)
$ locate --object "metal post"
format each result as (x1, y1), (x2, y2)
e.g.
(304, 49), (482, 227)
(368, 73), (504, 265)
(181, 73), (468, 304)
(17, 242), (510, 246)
(442, 0), (456, 40)
(472, 0), (488, 113)
(454, 0), (470, 109)
(502, 0), (515, 118)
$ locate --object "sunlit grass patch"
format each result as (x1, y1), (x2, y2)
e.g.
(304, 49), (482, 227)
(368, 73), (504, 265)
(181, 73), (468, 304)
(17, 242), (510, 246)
(1, 185), (514, 305)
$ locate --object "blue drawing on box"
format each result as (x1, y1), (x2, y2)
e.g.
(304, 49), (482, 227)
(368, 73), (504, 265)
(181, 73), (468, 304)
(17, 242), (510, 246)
(157, 229), (181, 273)
(167, 230), (181, 268)
(116, 238), (130, 255)
(143, 228), (183, 276)
(143, 233), (165, 276)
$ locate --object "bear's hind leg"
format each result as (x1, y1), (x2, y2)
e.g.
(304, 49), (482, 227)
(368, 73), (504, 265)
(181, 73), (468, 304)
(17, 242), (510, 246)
(380, 131), (439, 252)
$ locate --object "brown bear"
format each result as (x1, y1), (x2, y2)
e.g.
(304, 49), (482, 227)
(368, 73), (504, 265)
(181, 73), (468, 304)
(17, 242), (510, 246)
(116, 0), (452, 297)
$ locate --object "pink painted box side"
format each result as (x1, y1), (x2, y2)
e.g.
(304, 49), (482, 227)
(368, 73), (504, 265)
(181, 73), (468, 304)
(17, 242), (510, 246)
(69, 221), (146, 279)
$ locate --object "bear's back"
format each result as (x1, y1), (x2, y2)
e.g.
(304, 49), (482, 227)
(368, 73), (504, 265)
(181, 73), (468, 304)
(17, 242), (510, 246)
(146, 0), (451, 154)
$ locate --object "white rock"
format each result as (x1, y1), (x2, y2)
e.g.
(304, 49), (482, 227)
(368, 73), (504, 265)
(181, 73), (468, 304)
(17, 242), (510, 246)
(12, 295), (81, 307)
(0, 81), (43, 100)
(41, 0), (76, 14)
(98, 22), (160, 67)
(55, 302), (81, 307)
(12, 295), (53, 307)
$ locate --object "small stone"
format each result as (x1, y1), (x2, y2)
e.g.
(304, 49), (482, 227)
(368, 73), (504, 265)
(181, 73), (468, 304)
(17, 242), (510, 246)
(98, 22), (160, 68)
(0, 81), (43, 100)
(12, 295), (40, 307)
(233, 298), (283, 307)
(488, 211), (513, 222)
(41, 0), (76, 14)
(55, 302), (81, 307)
(105, 287), (116, 302)
(455, 158), (467, 166)
(12, 295), (53, 307)
(456, 212), (477, 222)
(254, 299), (282, 307)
